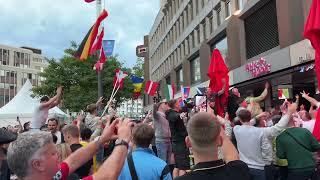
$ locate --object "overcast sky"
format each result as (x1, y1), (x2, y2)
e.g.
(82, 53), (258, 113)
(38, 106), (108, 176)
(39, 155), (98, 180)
(0, 0), (159, 67)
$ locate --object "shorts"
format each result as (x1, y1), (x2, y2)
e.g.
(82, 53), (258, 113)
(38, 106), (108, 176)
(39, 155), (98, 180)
(172, 141), (190, 170)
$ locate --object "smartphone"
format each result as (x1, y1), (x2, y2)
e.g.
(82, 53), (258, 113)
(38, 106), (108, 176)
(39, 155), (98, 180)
(195, 95), (207, 107)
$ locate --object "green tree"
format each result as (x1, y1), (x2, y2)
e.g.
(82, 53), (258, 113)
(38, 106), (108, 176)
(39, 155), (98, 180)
(132, 57), (144, 77)
(32, 42), (133, 111)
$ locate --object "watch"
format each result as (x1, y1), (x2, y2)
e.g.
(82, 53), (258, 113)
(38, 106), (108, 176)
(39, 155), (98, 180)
(114, 139), (129, 149)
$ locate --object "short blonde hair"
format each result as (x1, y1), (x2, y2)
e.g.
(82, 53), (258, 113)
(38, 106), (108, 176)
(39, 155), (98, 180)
(187, 112), (221, 151)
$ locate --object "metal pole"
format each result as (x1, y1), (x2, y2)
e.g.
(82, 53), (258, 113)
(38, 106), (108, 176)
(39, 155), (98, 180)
(96, 0), (103, 98)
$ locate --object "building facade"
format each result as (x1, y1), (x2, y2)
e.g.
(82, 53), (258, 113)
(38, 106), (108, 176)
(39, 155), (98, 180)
(118, 98), (144, 118)
(141, 0), (315, 110)
(0, 44), (48, 107)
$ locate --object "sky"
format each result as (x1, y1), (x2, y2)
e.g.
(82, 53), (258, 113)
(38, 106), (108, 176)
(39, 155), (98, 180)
(0, 0), (159, 67)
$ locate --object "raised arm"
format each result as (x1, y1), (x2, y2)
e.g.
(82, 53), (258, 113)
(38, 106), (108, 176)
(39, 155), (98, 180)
(301, 91), (319, 107)
(40, 86), (63, 109)
(93, 119), (134, 180)
(64, 118), (119, 175)
(264, 102), (297, 138)
(220, 127), (239, 163)
(252, 82), (269, 103)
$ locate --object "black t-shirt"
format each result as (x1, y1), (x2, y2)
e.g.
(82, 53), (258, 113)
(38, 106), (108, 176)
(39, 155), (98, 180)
(166, 109), (188, 142)
(70, 144), (93, 178)
(175, 160), (250, 180)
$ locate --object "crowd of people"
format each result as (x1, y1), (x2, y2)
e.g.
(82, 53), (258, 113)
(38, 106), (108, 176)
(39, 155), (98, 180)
(1, 83), (320, 180)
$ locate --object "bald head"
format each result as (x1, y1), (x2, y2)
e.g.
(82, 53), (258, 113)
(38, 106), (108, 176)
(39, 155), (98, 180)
(187, 112), (221, 153)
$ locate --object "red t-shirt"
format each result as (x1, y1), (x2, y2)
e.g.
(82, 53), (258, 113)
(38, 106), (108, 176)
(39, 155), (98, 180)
(53, 162), (93, 180)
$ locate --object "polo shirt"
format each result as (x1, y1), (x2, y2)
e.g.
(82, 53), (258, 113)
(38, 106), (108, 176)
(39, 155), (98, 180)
(118, 148), (172, 180)
(175, 160), (250, 180)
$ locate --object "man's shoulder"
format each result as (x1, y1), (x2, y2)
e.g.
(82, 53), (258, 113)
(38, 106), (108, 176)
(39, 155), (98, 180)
(176, 160), (249, 180)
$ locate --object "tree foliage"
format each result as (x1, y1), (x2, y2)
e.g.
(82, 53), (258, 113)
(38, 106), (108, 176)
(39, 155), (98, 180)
(132, 57), (144, 77)
(32, 42), (133, 111)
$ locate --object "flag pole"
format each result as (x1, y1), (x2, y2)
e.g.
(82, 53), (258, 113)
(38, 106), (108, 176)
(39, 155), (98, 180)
(96, 0), (103, 99)
(100, 85), (120, 117)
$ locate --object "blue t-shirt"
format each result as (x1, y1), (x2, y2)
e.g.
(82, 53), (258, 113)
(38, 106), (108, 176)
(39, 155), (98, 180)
(118, 148), (172, 180)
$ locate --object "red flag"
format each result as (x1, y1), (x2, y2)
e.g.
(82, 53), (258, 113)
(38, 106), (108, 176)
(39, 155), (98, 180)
(145, 80), (159, 96)
(207, 49), (229, 116)
(84, 0), (95, 3)
(304, 0), (320, 140)
(113, 69), (128, 89)
(94, 47), (107, 72)
(90, 28), (104, 55)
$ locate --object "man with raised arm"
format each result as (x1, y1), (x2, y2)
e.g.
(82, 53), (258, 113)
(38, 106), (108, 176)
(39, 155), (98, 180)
(7, 118), (134, 180)
(31, 86), (63, 130)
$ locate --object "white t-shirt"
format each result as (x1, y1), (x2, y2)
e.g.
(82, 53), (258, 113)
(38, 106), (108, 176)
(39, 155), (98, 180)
(31, 104), (49, 129)
(302, 119), (316, 133)
(54, 131), (63, 144)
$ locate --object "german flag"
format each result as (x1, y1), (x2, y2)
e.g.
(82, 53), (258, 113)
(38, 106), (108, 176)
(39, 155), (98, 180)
(75, 10), (108, 61)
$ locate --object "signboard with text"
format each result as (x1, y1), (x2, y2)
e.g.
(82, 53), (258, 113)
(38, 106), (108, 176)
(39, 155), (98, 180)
(102, 40), (115, 57)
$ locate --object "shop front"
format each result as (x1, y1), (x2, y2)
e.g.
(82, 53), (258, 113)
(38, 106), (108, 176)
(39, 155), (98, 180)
(230, 39), (316, 110)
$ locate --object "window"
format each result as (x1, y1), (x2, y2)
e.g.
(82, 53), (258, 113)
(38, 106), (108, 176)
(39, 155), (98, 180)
(190, 57), (201, 84)
(176, 67), (183, 88)
(215, 3), (222, 26)
(225, 0), (231, 18)
(0, 49), (7, 65)
(166, 76), (171, 85)
(245, 0), (279, 59)
(214, 37), (228, 59)
(28, 73), (32, 79)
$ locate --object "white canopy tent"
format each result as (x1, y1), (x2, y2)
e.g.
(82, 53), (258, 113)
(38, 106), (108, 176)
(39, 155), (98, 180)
(0, 80), (67, 127)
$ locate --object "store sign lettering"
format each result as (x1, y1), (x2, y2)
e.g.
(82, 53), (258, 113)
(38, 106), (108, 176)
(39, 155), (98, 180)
(245, 57), (271, 78)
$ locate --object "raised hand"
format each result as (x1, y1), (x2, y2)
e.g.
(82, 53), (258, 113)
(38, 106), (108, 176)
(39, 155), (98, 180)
(117, 118), (134, 143)
(99, 118), (120, 144)
(265, 82), (270, 89)
(287, 102), (298, 114)
(300, 91), (310, 98)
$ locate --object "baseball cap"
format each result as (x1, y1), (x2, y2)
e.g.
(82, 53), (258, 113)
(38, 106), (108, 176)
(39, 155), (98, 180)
(0, 128), (17, 144)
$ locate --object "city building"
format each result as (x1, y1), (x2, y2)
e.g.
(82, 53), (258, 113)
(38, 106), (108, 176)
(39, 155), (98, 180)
(0, 44), (48, 107)
(118, 98), (144, 119)
(139, 0), (315, 110)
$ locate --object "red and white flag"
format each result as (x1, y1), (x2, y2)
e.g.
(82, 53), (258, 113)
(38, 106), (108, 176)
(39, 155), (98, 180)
(94, 46), (107, 72)
(145, 80), (159, 96)
(90, 27), (104, 55)
(113, 69), (128, 89)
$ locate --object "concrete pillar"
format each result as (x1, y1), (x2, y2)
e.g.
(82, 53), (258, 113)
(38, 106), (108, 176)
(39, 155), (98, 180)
(169, 5), (172, 23)
(194, 29), (198, 47)
(172, 0), (176, 17)
(189, 34), (193, 50)
(182, 59), (191, 86)
(185, 39), (189, 56)
(205, 17), (210, 38)
(180, 43), (185, 58)
(213, 10), (218, 30)
(188, 3), (192, 23)
(176, 21), (180, 38)
(199, 23), (204, 43)
(179, 16), (184, 35)
(177, 47), (181, 62)
(192, 0), (197, 18)
(220, 2), (226, 21)
(199, 42), (211, 82)
(198, 0), (202, 14)
(183, 10), (188, 29)
(173, 25), (176, 41)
